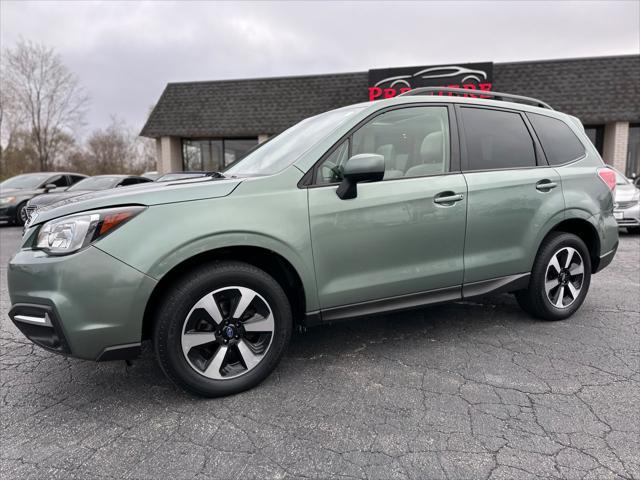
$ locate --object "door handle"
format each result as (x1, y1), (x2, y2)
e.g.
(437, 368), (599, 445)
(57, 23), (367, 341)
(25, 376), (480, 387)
(434, 192), (464, 205)
(536, 180), (558, 192)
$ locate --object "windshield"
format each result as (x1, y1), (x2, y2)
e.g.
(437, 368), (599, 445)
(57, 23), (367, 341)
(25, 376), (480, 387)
(1, 173), (49, 190)
(68, 176), (121, 191)
(225, 105), (365, 176)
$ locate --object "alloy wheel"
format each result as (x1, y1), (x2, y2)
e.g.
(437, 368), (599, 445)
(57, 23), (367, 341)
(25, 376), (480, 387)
(181, 286), (275, 380)
(544, 247), (584, 309)
(19, 206), (28, 224)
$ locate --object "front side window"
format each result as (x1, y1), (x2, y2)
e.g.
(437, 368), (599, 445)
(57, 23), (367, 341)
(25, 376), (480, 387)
(47, 175), (69, 187)
(461, 107), (536, 171)
(315, 106), (450, 184)
(528, 113), (585, 165)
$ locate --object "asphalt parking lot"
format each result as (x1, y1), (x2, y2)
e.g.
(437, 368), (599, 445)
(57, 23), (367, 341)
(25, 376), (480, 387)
(0, 225), (638, 480)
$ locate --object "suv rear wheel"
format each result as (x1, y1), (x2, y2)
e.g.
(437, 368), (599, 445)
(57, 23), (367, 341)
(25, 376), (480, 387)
(516, 232), (591, 321)
(153, 261), (292, 397)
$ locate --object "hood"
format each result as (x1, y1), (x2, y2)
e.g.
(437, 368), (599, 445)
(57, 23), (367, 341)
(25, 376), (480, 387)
(0, 188), (20, 196)
(28, 190), (90, 208)
(615, 184), (639, 202)
(1, 187), (42, 198)
(31, 176), (243, 225)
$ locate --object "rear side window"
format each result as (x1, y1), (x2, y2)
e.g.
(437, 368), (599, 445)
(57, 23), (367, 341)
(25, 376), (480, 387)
(528, 113), (585, 165)
(460, 107), (536, 171)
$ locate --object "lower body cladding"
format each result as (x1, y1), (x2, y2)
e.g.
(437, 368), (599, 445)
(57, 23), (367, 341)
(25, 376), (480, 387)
(8, 245), (156, 361)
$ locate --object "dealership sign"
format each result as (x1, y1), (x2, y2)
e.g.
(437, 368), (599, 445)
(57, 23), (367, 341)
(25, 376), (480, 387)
(368, 62), (493, 100)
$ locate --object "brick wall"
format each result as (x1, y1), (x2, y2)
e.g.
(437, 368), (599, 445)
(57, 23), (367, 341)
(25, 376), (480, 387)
(603, 122), (629, 171)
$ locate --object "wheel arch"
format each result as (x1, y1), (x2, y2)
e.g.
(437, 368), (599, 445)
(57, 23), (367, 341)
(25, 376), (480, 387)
(142, 246), (308, 340)
(540, 215), (601, 273)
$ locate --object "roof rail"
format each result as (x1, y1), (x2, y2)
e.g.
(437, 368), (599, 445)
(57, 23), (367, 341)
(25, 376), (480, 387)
(398, 87), (553, 110)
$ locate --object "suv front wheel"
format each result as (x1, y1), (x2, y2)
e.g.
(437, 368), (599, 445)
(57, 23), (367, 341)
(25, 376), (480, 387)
(153, 261), (292, 397)
(516, 232), (591, 321)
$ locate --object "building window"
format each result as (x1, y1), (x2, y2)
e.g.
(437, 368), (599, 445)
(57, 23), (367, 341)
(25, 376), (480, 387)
(584, 125), (604, 155)
(627, 123), (640, 179)
(182, 138), (258, 171)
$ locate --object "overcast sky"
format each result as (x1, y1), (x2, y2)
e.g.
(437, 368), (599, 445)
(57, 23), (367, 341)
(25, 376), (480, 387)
(2, 0), (638, 136)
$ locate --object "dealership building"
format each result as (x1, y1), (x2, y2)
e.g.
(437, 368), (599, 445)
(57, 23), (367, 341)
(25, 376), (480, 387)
(141, 54), (640, 177)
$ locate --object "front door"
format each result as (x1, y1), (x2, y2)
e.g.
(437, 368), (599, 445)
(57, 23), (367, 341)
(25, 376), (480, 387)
(307, 105), (468, 312)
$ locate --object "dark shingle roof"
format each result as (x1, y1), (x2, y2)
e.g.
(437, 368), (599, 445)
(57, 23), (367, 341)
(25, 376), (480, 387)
(141, 55), (639, 138)
(493, 55), (640, 124)
(141, 72), (368, 138)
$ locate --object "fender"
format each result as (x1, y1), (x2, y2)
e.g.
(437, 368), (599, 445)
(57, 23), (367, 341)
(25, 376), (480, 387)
(140, 231), (319, 312)
(529, 207), (603, 271)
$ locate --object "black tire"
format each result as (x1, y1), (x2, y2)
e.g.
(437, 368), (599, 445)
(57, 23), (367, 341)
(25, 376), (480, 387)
(153, 261), (292, 397)
(14, 202), (28, 226)
(627, 227), (640, 235)
(516, 232), (591, 321)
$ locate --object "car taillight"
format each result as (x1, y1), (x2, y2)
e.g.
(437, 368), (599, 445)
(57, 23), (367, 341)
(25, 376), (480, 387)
(597, 167), (616, 192)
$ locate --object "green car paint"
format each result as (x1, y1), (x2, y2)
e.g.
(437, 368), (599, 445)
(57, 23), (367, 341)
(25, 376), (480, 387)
(8, 94), (618, 361)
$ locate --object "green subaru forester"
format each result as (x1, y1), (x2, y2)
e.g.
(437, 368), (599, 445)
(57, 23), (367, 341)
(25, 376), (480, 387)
(8, 89), (619, 397)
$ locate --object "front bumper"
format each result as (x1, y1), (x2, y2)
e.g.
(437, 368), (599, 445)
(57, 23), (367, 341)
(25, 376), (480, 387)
(614, 202), (640, 228)
(8, 244), (157, 360)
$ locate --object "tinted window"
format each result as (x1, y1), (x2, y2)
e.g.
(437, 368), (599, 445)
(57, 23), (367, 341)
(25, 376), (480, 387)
(69, 175), (86, 185)
(315, 106), (450, 184)
(461, 107), (536, 170)
(47, 175), (69, 187)
(529, 113), (585, 165)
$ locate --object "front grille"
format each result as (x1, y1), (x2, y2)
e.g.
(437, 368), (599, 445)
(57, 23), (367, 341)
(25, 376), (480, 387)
(615, 200), (638, 210)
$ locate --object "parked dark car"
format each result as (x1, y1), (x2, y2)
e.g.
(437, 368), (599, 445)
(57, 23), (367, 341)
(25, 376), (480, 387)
(0, 172), (87, 225)
(26, 175), (153, 213)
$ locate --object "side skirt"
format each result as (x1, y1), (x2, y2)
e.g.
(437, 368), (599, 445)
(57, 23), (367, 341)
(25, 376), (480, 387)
(462, 273), (530, 300)
(301, 273), (530, 326)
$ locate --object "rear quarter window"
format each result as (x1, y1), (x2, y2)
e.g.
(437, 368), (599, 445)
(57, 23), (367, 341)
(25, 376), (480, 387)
(528, 113), (585, 165)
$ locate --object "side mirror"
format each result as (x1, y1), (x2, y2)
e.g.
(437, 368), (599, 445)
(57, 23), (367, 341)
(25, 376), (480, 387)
(43, 183), (58, 192)
(336, 154), (385, 200)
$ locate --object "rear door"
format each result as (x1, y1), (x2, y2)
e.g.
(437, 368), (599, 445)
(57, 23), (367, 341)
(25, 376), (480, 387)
(307, 105), (468, 312)
(457, 105), (564, 285)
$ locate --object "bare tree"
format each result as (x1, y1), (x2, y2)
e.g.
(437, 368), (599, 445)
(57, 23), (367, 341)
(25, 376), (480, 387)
(1, 39), (89, 171)
(83, 116), (137, 174)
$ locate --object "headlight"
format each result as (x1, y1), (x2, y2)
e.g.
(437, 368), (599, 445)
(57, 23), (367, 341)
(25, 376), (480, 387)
(1, 196), (17, 205)
(36, 206), (145, 255)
